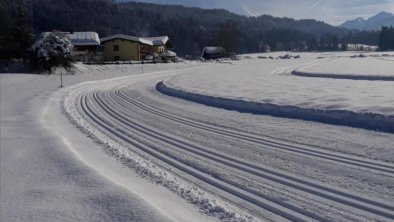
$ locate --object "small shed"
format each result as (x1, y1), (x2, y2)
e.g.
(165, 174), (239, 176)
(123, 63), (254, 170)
(159, 50), (177, 62)
(201, 46), (227, 60)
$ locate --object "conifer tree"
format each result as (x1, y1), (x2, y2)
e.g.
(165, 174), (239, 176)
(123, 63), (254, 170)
(12, 6), (35, 59)
(0, 1), (13, 59)
(215, 20), (239, 53)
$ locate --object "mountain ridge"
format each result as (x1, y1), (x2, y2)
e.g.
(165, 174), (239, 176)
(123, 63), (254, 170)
(340, 11), (394, 30)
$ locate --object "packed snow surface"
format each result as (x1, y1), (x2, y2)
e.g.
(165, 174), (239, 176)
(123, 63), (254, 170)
(2, 53), (394, 222)
(1, 62), (221, 222)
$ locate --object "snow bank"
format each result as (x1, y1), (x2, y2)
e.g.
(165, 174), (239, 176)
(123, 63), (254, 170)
(157, 53), (394, 133)
(293, 58), (394, 81)
(292, 70), (394, 81)
(157, 81), (394, 133)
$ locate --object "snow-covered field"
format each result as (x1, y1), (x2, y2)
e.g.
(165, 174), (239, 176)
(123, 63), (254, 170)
(293, 57), (394, 80)
(297, 57), (394, 76)
(162, 52), (394, 132)
(2, 53), (394, 222)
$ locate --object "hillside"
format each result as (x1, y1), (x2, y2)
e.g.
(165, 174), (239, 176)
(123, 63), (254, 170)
(340, 12), (394, 31)
(2, 0), (379, 56)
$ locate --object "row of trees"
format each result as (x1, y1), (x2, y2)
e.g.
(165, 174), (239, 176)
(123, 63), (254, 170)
(0, 4), (35, 60)
(2, 0), (385, 57)
(1, 0), (392, 63)
(379, 26), (394, 51)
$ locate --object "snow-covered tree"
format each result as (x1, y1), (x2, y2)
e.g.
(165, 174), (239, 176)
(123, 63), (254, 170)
(31, 31), (73, 73)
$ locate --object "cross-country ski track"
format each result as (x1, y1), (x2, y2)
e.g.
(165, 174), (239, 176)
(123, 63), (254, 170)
(62, 64), (394, 222)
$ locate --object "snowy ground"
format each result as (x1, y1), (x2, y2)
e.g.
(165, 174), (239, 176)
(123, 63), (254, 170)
(293, 57), (394, 81)
(2, 53), (394, 222)
(1, 63), (218, 222)
(163, 52), (394, 132)
(298, 57), (394, 76)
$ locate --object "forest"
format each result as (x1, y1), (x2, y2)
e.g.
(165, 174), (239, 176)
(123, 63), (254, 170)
(379, 26), (394, 51)
(0, 0), (390, 58)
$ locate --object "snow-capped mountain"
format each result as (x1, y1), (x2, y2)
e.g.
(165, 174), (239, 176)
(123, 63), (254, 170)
(340, 11), (394, 30)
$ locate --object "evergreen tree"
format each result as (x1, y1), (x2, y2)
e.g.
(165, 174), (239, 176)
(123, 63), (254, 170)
(307, 37), (318, 51)
(379, 26), (390, 50)
(215, 20), (239, 53)
(0, 0), (14, 59)
(330, 35), (339, 51)
(390, 26), (394, 50)
(12, 6), (35, 59)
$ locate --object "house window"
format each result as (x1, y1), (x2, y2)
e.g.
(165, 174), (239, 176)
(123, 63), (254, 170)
(113, 45), (119, 51)
(114, 56), (120, 61)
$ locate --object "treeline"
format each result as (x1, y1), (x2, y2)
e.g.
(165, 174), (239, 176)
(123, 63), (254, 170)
(379, 26), (394, 50)
(0, 2), (35, 60)
(0, 0), (386, 57)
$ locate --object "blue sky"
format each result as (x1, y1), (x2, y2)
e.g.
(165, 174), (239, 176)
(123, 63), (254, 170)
(128, 0), (394, 25)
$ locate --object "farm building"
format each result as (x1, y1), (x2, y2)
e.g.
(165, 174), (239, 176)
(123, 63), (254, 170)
(100, 34), (174, 61)
(39, 31), (101, 51)
(37, 31), (101, 62)
(67, 32), (101, 52)
(201, 46), (227, 60)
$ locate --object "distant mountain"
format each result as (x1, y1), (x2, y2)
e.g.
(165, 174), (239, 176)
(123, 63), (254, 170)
(340, 12), (394, 30)
(340, 18), (366, 30)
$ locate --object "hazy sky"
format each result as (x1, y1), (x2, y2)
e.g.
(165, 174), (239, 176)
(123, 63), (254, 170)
(130, 0), (394, 25)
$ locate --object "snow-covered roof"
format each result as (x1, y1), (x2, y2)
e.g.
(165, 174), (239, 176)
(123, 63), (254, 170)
(160, 50), (177, 57)
(41, 32), (100, 46)
(42, 32), (100, 46)
(142, 36), (170, 46)
(100, 34), (139, 44)
(100, 34), (170, 46)
(67, 32), (100, 46)
(202, 46), (226, 54)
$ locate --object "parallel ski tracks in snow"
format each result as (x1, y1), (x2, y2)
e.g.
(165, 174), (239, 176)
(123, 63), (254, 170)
(78, 90), (311, 222)
(73, 81), (394, 222)
(115, 87), (394, 176)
